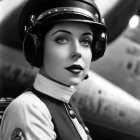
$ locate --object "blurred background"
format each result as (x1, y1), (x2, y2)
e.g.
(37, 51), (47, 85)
(0, 0), (140, 140)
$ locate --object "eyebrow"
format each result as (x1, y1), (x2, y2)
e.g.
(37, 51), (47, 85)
(51, 30), (93, 37)
(51, 30), (71, 36)
(83, 32), (93, 36)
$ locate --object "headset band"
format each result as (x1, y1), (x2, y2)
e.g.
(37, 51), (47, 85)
(37, 7), (99, 22)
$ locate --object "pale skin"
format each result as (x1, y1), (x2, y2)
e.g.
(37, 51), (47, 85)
(40, 22), (93, 87)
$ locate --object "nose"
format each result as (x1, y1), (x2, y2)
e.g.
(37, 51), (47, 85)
(71, 52), (81, 60)
(70, 41), (82, 61)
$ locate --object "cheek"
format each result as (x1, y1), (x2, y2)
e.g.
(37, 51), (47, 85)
(44, 48), (58, 67)
(85, 50), (92, 64)
(84, 50), (92, 72)
(43, 43), (67, 68)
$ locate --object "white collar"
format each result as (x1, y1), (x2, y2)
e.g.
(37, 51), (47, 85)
(33, 73), (77, 103)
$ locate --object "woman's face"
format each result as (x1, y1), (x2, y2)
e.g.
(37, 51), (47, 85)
(40, 22), (93, 86)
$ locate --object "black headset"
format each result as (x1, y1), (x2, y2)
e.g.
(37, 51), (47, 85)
(21, 0), (107, 68)
(23, 31), (44, 67)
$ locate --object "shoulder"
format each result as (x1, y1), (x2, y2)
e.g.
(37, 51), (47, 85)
(10, 91), (48, 109)
(5, 91), (52, 119)
(1, 91), (53, 128)
(11, 91), (45, 106)
(1, 92), (56, 140)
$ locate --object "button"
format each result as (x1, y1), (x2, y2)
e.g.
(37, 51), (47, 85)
(85, 126), (90, 134)
(69, 109), (76, 119)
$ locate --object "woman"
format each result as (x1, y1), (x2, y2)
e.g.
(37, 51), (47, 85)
(0, 0), (107, 139)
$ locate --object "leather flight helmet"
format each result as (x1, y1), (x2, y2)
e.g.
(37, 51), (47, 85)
(19, 0), (107, 67)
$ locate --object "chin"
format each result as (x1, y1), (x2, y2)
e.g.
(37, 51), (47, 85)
(67, 78), (82, 86)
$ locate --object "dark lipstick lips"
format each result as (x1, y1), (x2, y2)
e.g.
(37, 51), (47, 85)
(66, 64), (83, 70)
(65, 64), (83, 74)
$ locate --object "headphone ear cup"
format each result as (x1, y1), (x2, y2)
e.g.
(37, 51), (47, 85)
(92, 32), (107, 61)
(23, 33), (43, 67)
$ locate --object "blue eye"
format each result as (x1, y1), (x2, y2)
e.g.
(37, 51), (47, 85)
(55, 37), (68, 44)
